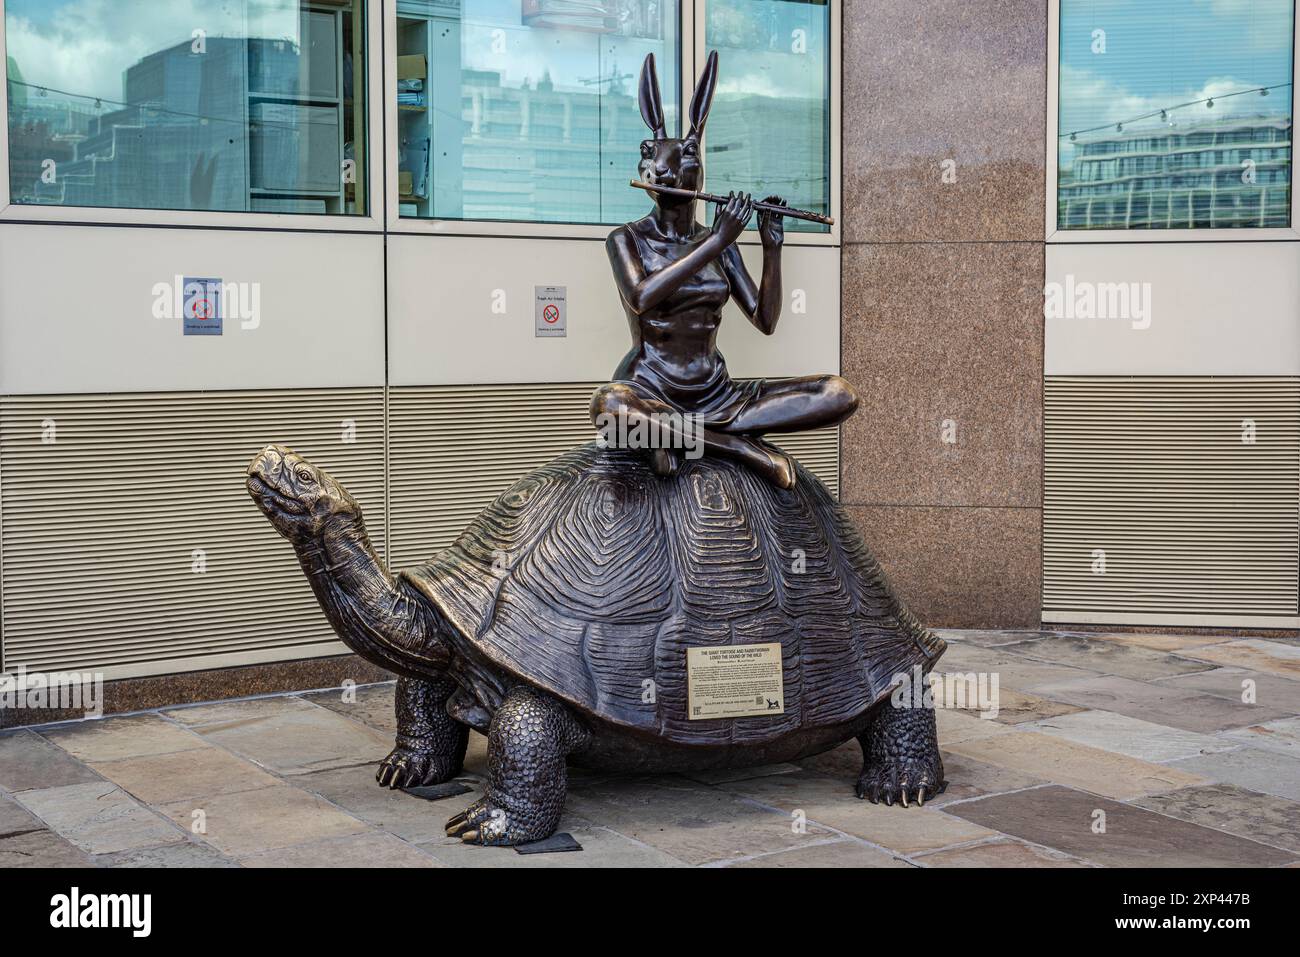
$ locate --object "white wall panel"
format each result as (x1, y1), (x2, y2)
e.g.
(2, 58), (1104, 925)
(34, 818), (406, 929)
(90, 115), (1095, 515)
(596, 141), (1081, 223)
(387, 234), (840, 385)
(1045, 241), (1300, 375)
(0, 223), (385, 394)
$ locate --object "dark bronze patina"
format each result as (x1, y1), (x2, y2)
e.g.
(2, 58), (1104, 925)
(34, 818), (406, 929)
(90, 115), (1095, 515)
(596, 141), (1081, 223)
(591, 51), (857, 491)
(248, 51), (947, 848)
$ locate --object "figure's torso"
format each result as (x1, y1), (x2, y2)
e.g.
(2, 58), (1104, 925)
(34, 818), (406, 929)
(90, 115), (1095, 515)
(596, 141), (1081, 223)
(615, 218), (731, 395)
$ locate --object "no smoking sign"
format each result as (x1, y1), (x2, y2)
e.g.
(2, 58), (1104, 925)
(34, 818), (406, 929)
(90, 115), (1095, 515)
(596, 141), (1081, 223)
(534, 286), (566, 338)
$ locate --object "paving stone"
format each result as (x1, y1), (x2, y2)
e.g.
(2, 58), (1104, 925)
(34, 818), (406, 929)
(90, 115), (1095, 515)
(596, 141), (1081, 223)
(1153, 668), (1300, 714)
(797, 739), (1046, 807)
(683, 763), (802, 785)
(95, 841), (239, 868)
(91, 745), (281, 805)
(239, 830), (441, 868)
(1090, 633), (1234, 653)
(295, 765), (480, 844)
(1029, 710), (1237, 763)
(158, 785), (368, 857)
(914, 837), (1090, 868)
(930, 751), (1048, 806)
(718, 770), (996, 855)
(0, 828), (92, 867)
(15, 781), (185, 854)
(301, 683), (398, 735)
(1000, 635), (1214, 681)
(1220, 717), (1300, 758)
(936, 630), (1064, 648)
(1134, 783), (1300, 855)
(939, 643), (1097, 692)
(1166, 747), (1300, 802)
(955, 688), (1084, 725)
(1030, 674), (1292, 733)
(42, 715), (206, 763)
(945, 785), (1294, 868)
(563, 774), (836, 865)
(0, 729), (101, 791)
(183, 703), (394, 775)
(1176, 640), (1300, 680)
(0, 792), (42, 836)
(464, 732), (489, 777)
(936, 708), (1015, 744)
(795, 740), (864, 779)
(421, 822), (687, 867)
(727, 839), (911, 868)
(161, 694), (320, 727)
(945, 732), (1207, 800)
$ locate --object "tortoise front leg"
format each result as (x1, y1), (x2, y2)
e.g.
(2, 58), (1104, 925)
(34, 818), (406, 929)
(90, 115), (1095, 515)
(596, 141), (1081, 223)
(445, 686), (590, 846)
(376, 675), (469, 789)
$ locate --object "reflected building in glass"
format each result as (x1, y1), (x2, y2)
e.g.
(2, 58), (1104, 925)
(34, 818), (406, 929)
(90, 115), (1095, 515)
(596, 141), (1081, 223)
(6, 2), (367, 215)
(1059, 115), (1293, 229)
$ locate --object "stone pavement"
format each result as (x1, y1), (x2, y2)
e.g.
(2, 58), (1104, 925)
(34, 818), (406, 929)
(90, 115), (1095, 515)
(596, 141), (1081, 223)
(1, 630), (1297, 868)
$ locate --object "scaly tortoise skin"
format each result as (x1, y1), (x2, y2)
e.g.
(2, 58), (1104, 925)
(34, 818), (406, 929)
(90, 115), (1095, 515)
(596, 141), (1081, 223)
(247, 442), (947, 847)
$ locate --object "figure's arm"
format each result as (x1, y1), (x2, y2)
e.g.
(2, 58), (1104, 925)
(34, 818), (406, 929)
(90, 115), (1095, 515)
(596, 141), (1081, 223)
(718, 195), (785, 335)
(606, 194), (753, 316)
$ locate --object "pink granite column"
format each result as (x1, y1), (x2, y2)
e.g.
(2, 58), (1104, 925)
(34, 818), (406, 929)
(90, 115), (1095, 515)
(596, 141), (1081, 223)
(840, 0), (1046, 627)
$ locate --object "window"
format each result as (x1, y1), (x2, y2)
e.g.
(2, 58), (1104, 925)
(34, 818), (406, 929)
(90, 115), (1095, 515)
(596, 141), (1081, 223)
(704, 0), (831, 233)
(5, 0), (369, 215)
(1057, 0), (1294, 230)
(396, 0), (679, 224)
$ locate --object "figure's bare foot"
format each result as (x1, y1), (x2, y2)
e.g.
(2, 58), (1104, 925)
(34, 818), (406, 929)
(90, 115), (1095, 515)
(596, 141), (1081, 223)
(650, 447), (681, 478)
(756, 441), (796, 490)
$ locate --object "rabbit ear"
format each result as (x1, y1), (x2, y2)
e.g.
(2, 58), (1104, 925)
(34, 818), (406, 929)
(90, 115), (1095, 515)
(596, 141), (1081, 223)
(686, 50), (719, 140)
(638, 53), (667, 139)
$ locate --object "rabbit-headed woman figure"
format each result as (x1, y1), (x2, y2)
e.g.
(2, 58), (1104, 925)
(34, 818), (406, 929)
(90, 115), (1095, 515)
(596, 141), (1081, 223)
(591, 51), (859, 490)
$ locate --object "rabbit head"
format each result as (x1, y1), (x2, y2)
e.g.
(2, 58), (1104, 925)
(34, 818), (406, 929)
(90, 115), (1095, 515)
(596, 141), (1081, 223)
(637, 50), (719, 198)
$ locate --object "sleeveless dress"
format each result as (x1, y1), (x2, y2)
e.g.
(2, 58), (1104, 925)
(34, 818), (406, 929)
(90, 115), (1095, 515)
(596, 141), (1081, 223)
(611, 224), (764, 429)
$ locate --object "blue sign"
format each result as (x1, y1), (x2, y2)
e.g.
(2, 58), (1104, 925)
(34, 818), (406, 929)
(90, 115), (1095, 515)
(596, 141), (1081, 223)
(183, 277), (222, 336)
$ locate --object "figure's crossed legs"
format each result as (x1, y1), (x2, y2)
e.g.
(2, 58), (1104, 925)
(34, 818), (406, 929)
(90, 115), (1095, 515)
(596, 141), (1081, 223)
(591, 375), (857, 489)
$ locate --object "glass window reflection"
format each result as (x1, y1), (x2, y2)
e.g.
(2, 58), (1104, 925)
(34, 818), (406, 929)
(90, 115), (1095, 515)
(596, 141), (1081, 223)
(397, 0), (679, 224)
(1058, 0), (1294, 230)
(704, 0), (831, 234)
(5, 0), (370, 215)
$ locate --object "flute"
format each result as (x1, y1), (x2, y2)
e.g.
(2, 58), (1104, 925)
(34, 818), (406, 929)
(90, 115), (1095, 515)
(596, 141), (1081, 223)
(629, 179), (835, 226)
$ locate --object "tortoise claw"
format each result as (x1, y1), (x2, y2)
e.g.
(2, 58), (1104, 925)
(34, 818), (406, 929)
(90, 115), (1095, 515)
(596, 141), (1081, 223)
(917, 787), (926, 807)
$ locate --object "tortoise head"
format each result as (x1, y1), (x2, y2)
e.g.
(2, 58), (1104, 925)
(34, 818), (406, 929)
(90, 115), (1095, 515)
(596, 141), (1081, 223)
(246, 445), (360, 543)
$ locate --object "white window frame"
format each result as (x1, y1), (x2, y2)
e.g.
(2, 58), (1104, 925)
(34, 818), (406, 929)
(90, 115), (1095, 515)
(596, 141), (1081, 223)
(385, 0), (840, 246)
(0, 0), (838, 241)
(0, 0), (386, 232)
(1046, 0), (1300, 243)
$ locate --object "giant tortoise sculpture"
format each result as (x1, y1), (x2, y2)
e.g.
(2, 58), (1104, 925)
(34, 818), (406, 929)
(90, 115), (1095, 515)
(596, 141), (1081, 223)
(247, 441), (948, 846)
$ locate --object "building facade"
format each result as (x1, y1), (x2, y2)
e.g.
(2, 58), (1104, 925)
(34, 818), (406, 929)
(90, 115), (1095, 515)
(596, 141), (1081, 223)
(0, 0), (1296, 717)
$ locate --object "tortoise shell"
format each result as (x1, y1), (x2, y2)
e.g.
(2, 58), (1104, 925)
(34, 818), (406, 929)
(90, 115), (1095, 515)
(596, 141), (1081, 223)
(402, 444), (945, 746)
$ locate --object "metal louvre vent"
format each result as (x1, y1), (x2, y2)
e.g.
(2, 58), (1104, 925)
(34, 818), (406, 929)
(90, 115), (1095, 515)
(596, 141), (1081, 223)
(388, 383), (841, 569)
(0, 390), (385, 677)
(1044, 376), (1300, 624)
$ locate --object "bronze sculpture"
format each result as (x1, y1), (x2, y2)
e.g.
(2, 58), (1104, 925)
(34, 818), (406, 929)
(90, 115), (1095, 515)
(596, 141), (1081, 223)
(592, 51), (857, 491)
(247, 51), (947, 848)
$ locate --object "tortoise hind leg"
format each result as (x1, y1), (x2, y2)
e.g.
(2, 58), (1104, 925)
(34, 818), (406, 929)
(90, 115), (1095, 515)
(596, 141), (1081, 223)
(377, 675), (469, 789)
(446, 686), (590, 846)
(855, 700), (946, 807)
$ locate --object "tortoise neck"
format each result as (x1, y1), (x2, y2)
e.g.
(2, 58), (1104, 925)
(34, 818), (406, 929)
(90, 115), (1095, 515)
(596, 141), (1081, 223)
(296, 517), (452, 676)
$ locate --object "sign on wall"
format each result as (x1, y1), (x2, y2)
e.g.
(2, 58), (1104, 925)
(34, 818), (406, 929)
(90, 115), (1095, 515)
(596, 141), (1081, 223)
(182, 277), (223, 336)
(534, 285), (566, 338)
